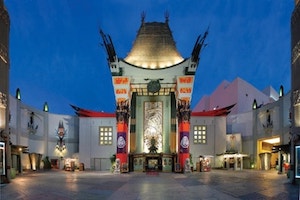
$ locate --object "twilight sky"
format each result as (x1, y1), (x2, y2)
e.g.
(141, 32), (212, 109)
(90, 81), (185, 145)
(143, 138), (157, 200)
(5, 0), (294, 115)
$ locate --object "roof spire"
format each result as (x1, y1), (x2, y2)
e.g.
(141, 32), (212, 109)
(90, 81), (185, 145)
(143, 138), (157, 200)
(165, 11), (169, 23)
(141, 11), (146, 24)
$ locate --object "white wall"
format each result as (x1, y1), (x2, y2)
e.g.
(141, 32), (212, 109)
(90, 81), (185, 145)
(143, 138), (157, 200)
(79, 117), (116, 170)
(189, 116), (226, 168)
(9, 95), (79, 169)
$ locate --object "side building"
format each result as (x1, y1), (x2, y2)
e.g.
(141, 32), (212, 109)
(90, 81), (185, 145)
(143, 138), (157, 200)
(0, 0), (11, 183)
(9, 93), (79, 173)
(195, 77), (291, 173)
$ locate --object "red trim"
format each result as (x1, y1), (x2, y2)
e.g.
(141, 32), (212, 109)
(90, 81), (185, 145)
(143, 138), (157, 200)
(70, 105), (115, 117)
(71, 104), (235, 118)
(191, 104), (235, 117)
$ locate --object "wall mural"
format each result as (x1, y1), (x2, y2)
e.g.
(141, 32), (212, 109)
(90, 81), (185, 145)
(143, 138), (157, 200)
(226, 133), (242, 153)
(27, 112), (39, 134)
(144, 101), (163, 153)
(56, 120), (67, 152)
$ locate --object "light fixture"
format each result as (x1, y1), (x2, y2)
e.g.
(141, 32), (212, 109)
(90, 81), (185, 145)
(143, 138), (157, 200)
(252, 99), (257, 110)
(16, 88), (21, 100)
(43, 102), (49, 112)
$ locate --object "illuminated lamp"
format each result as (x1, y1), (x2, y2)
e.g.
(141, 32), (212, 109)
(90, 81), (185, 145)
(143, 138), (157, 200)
(43, 102), (49, 112)
(252, 99), (257, 110)
(16, 88), (21, 100)
(279, 85), (284, 97)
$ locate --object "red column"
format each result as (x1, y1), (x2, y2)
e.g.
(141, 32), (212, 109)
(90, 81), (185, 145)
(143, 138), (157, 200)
(116, 122), (128, 165)
(178, 121), (190, 170)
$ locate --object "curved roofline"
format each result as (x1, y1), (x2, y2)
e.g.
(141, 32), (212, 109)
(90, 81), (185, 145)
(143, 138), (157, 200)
(120, 58), (188, 70)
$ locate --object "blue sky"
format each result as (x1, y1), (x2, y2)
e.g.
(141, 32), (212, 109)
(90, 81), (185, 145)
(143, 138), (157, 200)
(5, 0), (294, 115)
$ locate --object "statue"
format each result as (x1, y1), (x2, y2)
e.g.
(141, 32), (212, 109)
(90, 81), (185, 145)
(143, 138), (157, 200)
(114, 158), (120, 174)
(184, 158), (191, 173)
(148, 137), (158, 153)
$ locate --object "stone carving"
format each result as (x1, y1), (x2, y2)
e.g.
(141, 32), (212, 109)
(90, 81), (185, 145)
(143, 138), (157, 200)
(184, 158), (191, 173)
(114, 158), (120, 174)
(148, 137), (158, 153)
(116, 100), (130, 124)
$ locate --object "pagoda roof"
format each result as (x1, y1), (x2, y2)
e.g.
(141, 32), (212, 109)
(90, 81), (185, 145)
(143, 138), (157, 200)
(70, 105), (115, 118)
(71, 104), (235, 118)
(124, 20), (183, 69)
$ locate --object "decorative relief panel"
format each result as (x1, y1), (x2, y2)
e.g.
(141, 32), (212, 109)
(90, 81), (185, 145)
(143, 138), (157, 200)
(292, 40), (300, 64)
(144, 101), (163, 153)
(294, 89), (300, 106)
(0, 44), (8, 64)
(0, 92), (7, 108)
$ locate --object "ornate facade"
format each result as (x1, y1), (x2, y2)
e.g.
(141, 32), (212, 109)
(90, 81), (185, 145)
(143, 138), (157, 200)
(100, 14), (208, 172)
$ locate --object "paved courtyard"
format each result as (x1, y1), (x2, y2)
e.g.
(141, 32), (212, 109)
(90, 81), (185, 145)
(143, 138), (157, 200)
(0, 169), (299, 200)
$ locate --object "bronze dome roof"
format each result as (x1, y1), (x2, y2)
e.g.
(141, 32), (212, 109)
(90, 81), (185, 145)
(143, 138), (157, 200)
(124, 21), (183, 69)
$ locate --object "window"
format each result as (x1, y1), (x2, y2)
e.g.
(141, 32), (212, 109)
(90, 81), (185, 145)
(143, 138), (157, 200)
(193, 125), (207, 144)
(99, 126), (113, 145)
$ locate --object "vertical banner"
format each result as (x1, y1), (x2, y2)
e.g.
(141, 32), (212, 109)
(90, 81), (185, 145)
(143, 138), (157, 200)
(117, 132), (126, 153)
(116, 103), (129, 165)
(177, 98), (191, 171)
(113, 76), (131, 166)
(178, 122), (190, 170)
(180, 132), (189, 153)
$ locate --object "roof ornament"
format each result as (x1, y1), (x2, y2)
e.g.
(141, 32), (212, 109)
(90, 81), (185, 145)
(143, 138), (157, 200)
(191, 26), (209, 62)
(99, 29), (117, 63)
(165, 11), (169, 23)
(141, 11), (146, 24)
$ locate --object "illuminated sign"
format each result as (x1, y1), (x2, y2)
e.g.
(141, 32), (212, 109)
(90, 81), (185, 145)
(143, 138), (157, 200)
(296, 146), (300, 178)
(113, 77), (129, 85)
(112, 76), (131, 102)
(179, 76), (193, 84)
(115, 89), (127, 94)
(177, 76), (194, 100)
(179, 88), (192, 93)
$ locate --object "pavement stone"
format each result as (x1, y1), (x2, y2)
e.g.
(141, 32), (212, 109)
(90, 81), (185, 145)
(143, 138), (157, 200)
(0, 169), (298, 200)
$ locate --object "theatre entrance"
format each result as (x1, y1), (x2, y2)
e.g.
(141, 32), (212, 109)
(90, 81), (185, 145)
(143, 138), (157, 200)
(128, 153), (176, 172)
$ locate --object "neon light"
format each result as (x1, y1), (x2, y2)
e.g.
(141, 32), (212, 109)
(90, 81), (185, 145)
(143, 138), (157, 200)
(179, 76), (193, 83)
(114, 77), (129, 85)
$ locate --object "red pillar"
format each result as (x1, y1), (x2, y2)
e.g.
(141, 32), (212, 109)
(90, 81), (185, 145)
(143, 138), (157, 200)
(116, 122), (128, 165)
(178, 121), (190, 170)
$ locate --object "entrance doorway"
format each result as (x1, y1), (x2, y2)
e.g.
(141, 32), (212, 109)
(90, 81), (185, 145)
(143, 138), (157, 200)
(257, 137), (280, 170)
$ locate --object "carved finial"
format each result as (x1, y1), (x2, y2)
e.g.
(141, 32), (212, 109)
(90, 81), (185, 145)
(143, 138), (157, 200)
(141, 11), (146, 24)
(165, 11), (169, 23)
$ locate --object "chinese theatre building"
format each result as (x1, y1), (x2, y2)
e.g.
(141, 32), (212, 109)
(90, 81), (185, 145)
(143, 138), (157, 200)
(99, 14), (208, 172)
